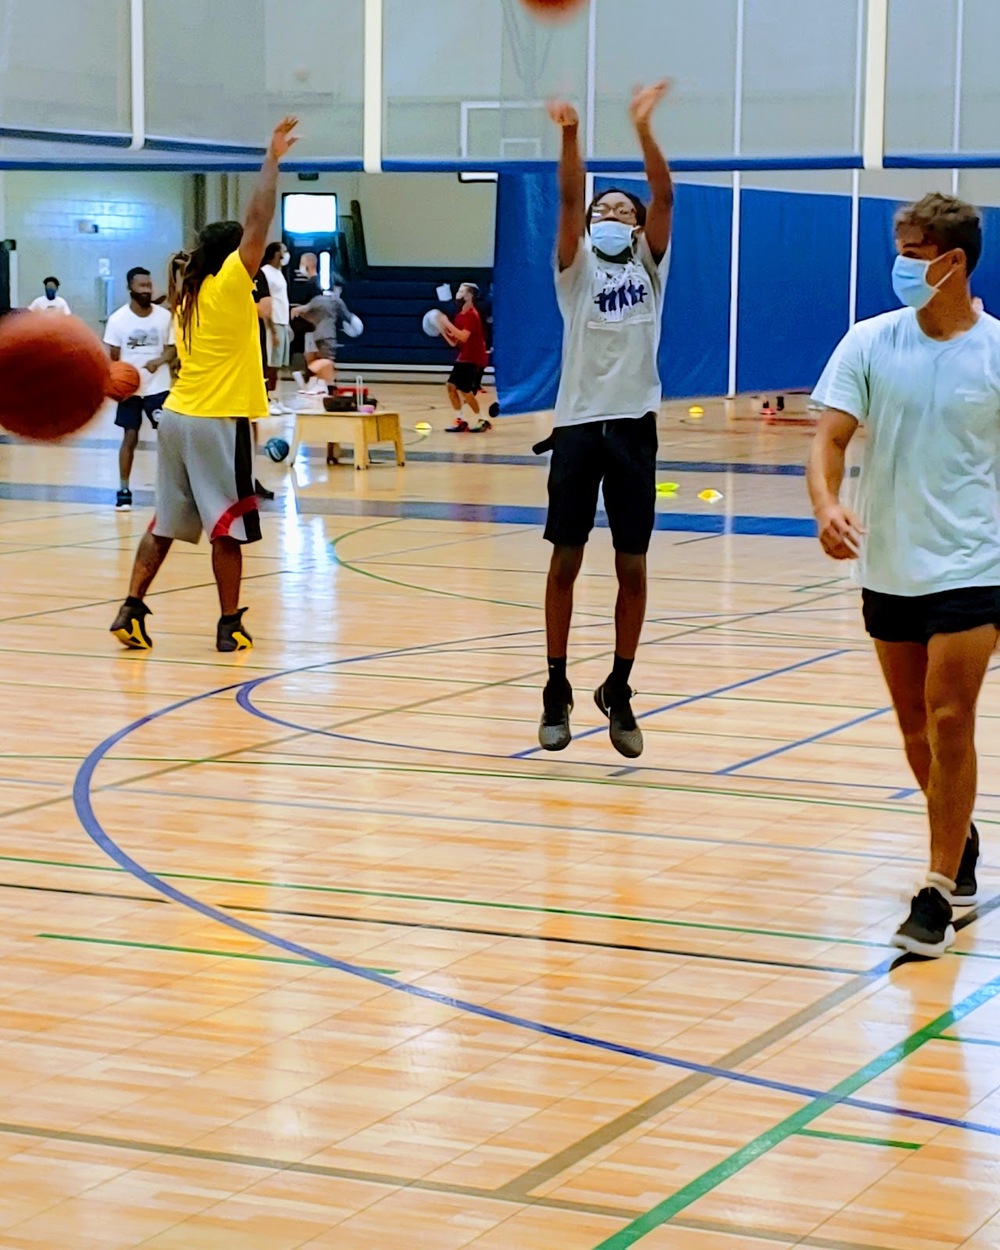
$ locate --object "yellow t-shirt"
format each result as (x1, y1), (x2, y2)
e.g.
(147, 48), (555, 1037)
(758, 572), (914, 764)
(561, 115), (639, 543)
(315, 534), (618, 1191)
(166, 250), (269, 419)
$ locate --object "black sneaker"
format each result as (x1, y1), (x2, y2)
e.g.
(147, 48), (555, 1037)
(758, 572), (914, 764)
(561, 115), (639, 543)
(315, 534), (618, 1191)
(892, 886), (956, 958)
(538, 680), (573, 751)
(594, 681), (643, 758)
(217, 608), (253, 653)
(950, 823), (980, 907)
(115, 488), (133, 511)
(110, 599), (152, 650)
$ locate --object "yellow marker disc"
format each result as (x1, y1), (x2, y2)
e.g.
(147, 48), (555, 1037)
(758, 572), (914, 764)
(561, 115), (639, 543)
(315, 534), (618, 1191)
(698, 489), (723, 503)
(688, 405), (704, 416)
(414, 421), (432, 433)
(656, 482), (679, 494)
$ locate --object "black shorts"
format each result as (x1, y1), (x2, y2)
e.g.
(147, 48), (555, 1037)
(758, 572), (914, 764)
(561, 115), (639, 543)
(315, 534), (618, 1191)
(449, 362), (484, 394)
(862, 586), (1000, 644)
(116, 391), (168, 432)
(543, 413), (658, 554)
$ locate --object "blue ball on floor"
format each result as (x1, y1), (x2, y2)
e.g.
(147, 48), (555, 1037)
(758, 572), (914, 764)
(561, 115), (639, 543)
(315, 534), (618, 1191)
(264, 437), (289, 463)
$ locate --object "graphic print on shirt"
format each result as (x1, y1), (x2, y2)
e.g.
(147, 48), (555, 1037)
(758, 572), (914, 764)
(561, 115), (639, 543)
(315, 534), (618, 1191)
(125, 328), (163, 352)
(591, 261), (651, 325)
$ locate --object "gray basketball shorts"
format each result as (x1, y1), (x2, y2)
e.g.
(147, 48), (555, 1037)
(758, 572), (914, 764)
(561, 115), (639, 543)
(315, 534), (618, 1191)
(150, 409), (261, 546)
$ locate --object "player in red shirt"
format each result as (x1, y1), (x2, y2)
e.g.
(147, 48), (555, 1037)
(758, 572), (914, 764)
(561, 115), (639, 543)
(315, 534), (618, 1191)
(443, 282), (491, 432)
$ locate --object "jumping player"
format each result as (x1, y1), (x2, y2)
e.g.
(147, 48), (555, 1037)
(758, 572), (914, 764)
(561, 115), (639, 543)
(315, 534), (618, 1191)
(538, 82), (673, 758)
(109, 116), (299, 653)
(809, 193), (997, 957)
(104, 266), (175, 511)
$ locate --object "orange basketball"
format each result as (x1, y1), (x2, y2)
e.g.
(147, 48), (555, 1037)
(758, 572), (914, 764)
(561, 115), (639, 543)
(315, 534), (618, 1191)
(0, 312), (110, 440)
(519, 0), (587, 19)
(107, 359), (141, 401)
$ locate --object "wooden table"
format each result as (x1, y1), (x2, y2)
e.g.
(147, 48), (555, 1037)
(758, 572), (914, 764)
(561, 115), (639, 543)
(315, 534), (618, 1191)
(290, 409), (405, 471)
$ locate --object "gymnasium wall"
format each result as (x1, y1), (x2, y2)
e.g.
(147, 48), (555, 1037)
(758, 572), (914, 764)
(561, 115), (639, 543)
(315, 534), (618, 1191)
(2, 171), (191, 327)
(231, 172), (496, 269)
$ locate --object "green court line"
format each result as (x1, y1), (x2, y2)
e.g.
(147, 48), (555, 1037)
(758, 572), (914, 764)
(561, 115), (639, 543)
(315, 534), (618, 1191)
(1, 853), (883, 951)
(38, 932), (397, 974)
(797, 1127), (920, 1151)
(938, 1033), (1000, 1048)
(589, 970), (1000, 1249)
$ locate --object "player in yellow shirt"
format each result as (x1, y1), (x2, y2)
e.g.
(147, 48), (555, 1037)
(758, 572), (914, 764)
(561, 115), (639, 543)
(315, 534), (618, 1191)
(110, 117), (299, 653)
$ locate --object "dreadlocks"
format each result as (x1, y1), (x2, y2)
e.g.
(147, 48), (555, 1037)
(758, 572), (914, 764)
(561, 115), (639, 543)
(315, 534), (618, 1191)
(176, 221), (244, 349)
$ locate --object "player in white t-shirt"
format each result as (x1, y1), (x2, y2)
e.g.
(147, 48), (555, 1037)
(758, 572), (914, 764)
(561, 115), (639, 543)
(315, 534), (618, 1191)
(261, 241), (292, 414)
(103, 267), (176, 511)
(537, 83), (673, 759)
(809, 193), (998, 958)
(27, 276), (71, 315)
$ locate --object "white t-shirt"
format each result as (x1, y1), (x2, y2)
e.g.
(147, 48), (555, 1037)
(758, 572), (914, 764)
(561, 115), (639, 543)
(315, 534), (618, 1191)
(812, 307), (1000, 597)
(553, 233), (670, 428)
(103, 303), (174, 396)
(28, 295), (71, 315)
(262, 264), (289, 326)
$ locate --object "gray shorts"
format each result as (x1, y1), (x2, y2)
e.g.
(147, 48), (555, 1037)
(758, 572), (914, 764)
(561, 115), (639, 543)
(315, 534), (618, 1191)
(151, 409), (261, 546)
(268, 323), (291, 367)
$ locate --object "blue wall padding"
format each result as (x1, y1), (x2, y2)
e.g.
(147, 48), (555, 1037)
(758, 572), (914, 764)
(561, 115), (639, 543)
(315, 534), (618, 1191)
(736, 188), (851, 393)
(492, 173), (563, 416)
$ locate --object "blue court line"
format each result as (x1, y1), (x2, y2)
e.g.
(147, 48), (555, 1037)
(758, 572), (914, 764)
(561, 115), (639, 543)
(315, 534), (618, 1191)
(71, 657), (1000, 1142)
(717, 707), (890, 776)
(510, 649), (846, 760)
(890, 787), (920, 801)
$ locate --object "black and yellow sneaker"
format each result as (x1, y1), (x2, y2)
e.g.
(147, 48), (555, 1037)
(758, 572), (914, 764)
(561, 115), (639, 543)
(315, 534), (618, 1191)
(110, 597), (152, 650)
(217, 608), (253, 652)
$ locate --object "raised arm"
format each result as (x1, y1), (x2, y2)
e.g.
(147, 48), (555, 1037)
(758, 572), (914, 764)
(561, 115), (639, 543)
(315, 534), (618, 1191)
(548, 100), (585, 272)
(630, 81), (674, 264)
(239, 116), (299, 277)
(807, 409), (864, 560)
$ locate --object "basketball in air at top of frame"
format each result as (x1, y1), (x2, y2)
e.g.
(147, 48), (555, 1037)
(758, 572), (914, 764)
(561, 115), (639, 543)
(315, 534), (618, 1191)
(520, 0), (587, 21)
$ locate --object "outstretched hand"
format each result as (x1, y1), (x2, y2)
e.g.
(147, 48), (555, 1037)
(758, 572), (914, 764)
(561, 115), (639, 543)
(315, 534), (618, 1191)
(547, 99), (579, 129)
(629, 80), (672, 129)
(268, 116), (300, 160)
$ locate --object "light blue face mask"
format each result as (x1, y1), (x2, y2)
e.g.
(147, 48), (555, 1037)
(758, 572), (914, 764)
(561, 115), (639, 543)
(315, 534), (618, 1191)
(891, 254), (951, 311)
(590, 220), (634, 258)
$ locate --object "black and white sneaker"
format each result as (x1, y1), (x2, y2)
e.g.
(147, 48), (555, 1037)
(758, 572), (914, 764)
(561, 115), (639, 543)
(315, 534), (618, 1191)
(949, 823), (980, 908)
(539, 680), (573, 751)
(594, 681), (643, 758)
(115, 488), (133, 511)
(892, 885), (956, 958)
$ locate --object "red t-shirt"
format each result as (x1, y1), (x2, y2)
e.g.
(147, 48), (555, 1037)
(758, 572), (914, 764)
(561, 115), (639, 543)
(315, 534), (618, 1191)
(454, 306), (489, 367)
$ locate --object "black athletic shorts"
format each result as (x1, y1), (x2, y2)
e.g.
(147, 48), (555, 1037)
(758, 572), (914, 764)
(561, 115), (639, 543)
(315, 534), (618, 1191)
(542, 412), (658, 554)
(115, 390), (168, 432)
(448, 362), (484, 395)
(862, 586), (1000, 644)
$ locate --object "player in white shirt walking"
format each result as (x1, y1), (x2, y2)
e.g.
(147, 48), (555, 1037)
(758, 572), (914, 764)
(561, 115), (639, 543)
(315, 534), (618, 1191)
(808, 193), (997, 957)
(28, 276), (71, 315)
(104, 267), (176, 510)
(261, 241), (292, 414)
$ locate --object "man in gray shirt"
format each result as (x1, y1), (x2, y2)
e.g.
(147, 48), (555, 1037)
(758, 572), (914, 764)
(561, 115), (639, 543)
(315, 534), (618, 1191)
(538, 82), (673, 759)
(291, 286), (363, 386)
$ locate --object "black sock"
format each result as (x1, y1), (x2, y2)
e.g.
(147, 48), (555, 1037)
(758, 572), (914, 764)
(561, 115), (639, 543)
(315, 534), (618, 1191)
(607, 654), (634, 691)
(547, 656), (567, 686)
(220, 610), (243, 623)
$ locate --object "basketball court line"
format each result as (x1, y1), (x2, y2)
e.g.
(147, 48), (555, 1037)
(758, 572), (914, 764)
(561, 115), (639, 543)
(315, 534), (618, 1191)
(71, 662), (1000, 1143)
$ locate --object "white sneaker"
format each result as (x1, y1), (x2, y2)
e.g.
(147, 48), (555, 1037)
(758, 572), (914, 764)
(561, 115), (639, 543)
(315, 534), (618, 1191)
(268, 400), (285, 416)
(292, 371), (306, 390)
(307, 379), (328, 395)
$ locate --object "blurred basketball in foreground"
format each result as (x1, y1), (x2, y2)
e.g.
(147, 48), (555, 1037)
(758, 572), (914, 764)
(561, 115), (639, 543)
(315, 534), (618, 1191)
(106, 360), (141, 401)
(519, 0), (587, 20)
(0, 312), (110, 439)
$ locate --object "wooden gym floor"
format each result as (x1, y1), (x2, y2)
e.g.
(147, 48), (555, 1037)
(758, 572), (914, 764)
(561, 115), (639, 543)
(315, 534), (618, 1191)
(1, 385), (999, 1249)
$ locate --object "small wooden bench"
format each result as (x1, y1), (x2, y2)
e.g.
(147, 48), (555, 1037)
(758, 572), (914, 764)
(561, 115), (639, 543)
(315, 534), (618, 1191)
(290, 409), (405, 471)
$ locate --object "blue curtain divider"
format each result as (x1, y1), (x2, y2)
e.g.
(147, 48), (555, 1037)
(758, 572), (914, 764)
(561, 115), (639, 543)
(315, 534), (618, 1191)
(494, 177), (1000, 416)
